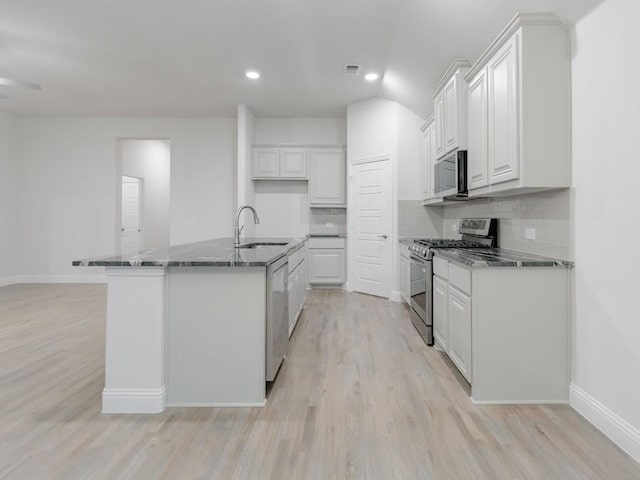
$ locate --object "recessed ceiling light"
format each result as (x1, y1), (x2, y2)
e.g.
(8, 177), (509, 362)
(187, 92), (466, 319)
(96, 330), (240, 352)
(246, 71), (260, 80)
(365, 73), (379, 82)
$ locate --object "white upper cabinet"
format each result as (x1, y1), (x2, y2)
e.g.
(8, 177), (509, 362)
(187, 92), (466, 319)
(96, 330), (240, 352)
(433, 92), (445, 159)
(432, 59), (470, 160)
(252, 147), (308, 180)
(467, 69), (489, 190)
(280, 148), (307, 178)
(465, 13), (571, 196)
(308, 148), (346, 207)
(419, 116), (434, 202)
(443, 73), (460, 152)
(252, 148), (280, 178)
(487, 34), (520, 185)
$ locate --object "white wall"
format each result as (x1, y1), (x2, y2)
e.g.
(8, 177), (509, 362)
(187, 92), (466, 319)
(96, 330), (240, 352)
(120, 139), (171, 250)
(0, 111), (20, 283)
(570, 0), (640, 460)
(17, 117), (236, 279)
(397, 104), (423, 201)
(347, 98), (400, 298)
(252, 117), (347, 238)
(237, 105), (256, 236)
(254, 117), (346, 145)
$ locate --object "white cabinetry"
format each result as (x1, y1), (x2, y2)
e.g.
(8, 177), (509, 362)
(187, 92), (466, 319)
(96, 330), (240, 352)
(433, 92), (445, 159)
(431, 253), (570, 404)
(487, 34), (519, 185)
(308, 148), (346, 207)
(447, 285), (472, 383)
(307, 237), (345, 285)
(467, 69), (489, 190)
(252, 147), (307, 179)
(399, 243), (411, 304)
(432, 60), (470, 161)
(280, 149), (307, 178)
(252, 148), (280, 178)
(465, 13), (571, 197)
(432, 274), (448, 351)
(419, 116), (435, 203)
(288, 243), (307, 337)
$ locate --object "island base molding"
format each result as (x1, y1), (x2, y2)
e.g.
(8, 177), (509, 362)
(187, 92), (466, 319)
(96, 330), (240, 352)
(104, 267), (167, 414)
(102, 387), (166, 414)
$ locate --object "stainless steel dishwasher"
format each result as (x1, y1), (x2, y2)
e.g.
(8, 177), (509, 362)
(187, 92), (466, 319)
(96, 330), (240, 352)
(266, 255), (289, 381)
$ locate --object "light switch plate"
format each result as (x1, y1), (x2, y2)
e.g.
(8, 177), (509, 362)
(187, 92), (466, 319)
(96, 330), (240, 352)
(452, 223), (458, 232)
(525, 228), (536, 240)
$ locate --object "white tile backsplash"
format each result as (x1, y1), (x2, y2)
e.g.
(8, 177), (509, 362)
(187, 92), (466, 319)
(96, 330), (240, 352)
(309, 208), (347, 235)
(442, 188), (574, 261)
(398, 201), (443, 238)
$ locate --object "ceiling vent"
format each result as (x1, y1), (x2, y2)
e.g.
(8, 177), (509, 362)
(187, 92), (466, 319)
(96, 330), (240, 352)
(344, 64), (361, 76)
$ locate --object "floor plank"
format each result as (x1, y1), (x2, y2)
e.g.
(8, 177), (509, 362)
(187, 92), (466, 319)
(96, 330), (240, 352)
(0, 284), (639, 479)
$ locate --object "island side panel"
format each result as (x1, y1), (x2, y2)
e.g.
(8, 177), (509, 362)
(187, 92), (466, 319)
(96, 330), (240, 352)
(103, 267), (167, 413)
(471, 267), (570, 404)
(166, 267), (267, 406)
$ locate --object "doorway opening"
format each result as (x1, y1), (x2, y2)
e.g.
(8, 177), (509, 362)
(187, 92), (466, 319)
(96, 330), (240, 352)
(117, 139), (171, 254)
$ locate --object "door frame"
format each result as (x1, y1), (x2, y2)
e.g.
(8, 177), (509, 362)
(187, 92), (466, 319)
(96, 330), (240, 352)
(115, 137), (170, 255)
(346, 154), (394, 299)
(120, 174), (144, 254)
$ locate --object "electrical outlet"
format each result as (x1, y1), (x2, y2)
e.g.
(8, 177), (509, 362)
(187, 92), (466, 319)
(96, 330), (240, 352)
(525, 228), (536, 240)
(452, 223), (458, 232)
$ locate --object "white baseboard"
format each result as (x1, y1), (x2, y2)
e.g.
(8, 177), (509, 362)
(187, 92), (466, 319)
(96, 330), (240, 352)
(570, 383), (640, 463)
(471, 398), (569, 405)
(0, 275), (22, 287)
(102, 387), (166, 413)
(0, 274), (107, 286)
(390, 290), (402, 303)
(166, 401), (267, 408)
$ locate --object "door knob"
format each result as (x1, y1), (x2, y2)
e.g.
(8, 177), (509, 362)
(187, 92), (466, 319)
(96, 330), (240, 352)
(378, 234), (388, 239)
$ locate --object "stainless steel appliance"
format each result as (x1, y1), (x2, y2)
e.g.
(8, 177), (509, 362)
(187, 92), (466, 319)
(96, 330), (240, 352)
(408, 218), (498, 346)
(266, 254), (289, 381)
(434, 150), (468, 199)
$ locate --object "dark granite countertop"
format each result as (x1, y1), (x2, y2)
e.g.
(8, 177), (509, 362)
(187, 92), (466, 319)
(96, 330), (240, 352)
(73, 237), (307, 267)
(433, 248), (573, 268)
(307, 234), (347, 238)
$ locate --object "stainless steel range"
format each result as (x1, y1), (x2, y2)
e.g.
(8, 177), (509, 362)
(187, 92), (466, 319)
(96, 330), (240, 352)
(408, 218), (498, 346)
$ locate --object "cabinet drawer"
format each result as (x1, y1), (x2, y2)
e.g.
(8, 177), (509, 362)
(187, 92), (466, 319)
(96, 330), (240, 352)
(288, 244), (306, 271)
(308, 237), (345, 249)
(433, 257), (449, 279)
(449, 263), (471, 294)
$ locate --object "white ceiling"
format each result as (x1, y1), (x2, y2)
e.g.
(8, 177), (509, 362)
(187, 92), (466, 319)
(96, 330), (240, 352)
(0, 0), (604, 118)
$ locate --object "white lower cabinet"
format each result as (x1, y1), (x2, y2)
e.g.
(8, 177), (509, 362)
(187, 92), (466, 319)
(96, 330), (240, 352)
(288, 245), (307, 337)
(307, 237), (345, 285)
(432, 253), (570, 404)
(399, 243), (411, 304)
(447, 286), (471, 383)
(432, 275), (449, 351)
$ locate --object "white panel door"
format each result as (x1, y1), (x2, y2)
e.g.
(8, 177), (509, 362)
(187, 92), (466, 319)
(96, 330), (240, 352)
(433, 275), (449, 351)
(433, 92), (445, 159)
(488, 33), (520, 185)
(280, 148), (307, 178)
(121, 176), (142, 254)
(468, 69), (489, 190)
(252, 148), (280, 178)
(352, 159), (390, 298)
(448, 285), (472, 383)
(443, 73), (459, 153)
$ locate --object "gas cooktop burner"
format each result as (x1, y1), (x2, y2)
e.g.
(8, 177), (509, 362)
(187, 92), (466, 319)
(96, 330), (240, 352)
(415, 239), (489, 249)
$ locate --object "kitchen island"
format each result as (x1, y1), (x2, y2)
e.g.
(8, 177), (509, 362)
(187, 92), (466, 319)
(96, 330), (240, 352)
(74, 237), (306, 413)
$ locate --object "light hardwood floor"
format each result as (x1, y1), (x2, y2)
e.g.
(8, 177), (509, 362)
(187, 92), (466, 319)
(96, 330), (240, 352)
(1, 284), (639, 479)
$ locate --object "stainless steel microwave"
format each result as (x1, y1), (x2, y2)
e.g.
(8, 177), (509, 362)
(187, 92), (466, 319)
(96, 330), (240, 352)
(434, 150), (468, 199)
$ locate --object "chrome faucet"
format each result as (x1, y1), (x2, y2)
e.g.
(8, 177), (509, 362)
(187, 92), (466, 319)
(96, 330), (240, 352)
(234, 205), (260, 247)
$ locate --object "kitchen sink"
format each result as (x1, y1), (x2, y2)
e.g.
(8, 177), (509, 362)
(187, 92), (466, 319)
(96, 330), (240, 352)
(235, 242), (288, 249)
